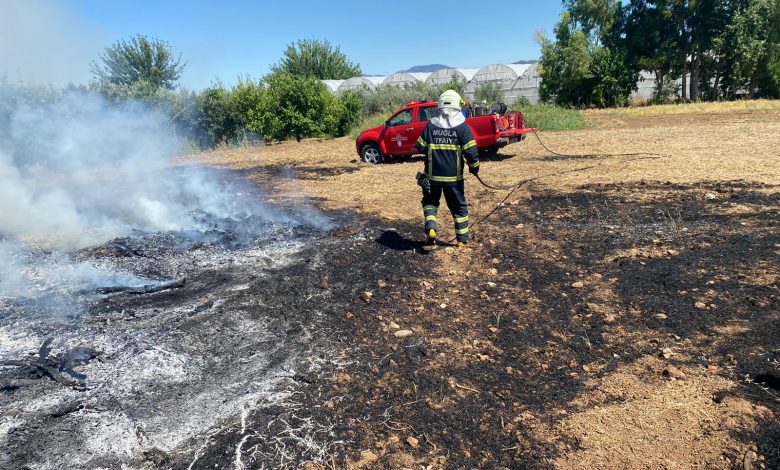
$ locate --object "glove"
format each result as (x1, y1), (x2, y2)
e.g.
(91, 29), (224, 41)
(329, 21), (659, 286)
(469, 164), (480, 176)
(416, 172), (430, 195)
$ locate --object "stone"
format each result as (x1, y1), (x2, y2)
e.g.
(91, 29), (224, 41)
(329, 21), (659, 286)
(704, 192), (718, 201)
(389, 322), (400, 329)
(377, 279), (387, 289)
(743, 450), (758, 470)
(603, 315), (616, 324)
(695, 301), (707, 310)
(362, 291), (373, 302)
(486, 281), (497, 288)
(660, 347), (674, 359)
(406, 436), (419, 448)
(655, 313), (668, 320)
(394, 329), (413, 338)
(571, 281), (584, 289)
(662, 365), (686, 380)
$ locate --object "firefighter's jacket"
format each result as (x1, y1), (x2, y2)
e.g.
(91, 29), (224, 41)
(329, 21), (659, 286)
(415, 122), (479, 186)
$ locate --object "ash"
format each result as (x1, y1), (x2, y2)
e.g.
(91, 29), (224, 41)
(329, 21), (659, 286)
(0, 210), (348, 469)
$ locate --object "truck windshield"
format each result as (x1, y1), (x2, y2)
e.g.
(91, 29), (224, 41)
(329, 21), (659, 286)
(387, 109), (412, 127)
(418, 106), (438, 122)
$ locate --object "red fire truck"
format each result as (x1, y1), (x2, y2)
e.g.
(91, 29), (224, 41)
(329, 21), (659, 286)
(355, 100), (537, 164)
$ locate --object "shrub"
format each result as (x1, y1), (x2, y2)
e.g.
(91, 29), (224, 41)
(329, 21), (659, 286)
(248, 73), (349, 142)
(474, 81), (504, 104)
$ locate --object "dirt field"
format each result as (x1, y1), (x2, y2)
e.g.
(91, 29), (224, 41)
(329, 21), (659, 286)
(184, 101), (780, 469)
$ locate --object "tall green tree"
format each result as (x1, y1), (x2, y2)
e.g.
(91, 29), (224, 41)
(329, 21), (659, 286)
(719, 0), (775, 97)
(538, 12), (593, 106)
(538, 4), (635, 107)
(624, 0), (680, 99)
(758, 0), (780, 96)
(92, 35), (185, 91)
(272, 39), (361, 80)
(563, 0), (621, 43)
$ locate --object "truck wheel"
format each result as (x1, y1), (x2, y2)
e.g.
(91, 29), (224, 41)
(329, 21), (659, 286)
(479, 146), (499, 157)
(361, 143), (383, 164)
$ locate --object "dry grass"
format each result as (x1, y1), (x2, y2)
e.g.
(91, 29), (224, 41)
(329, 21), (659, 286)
(184, 102), (780, 234)
(589, 99), (780, 118)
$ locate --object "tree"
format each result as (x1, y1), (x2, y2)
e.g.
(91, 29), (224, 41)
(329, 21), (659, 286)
(92, 35), (185, 91)
(247, 73), (356, 141)
(272, 39), (361, 80)
(538, 12), (593, 106)
(719, 0), (774, 97)
(757, 0), (780, 96)
(624, 0), (680, 99)
(564, 0), (621, 43)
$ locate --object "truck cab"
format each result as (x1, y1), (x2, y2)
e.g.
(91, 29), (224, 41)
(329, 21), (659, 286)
(356, 100), (536, 164)
(356, 101), (437, 163)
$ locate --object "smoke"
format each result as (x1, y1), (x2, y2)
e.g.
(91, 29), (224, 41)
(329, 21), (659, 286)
(0, 0), (103, 86)
(0, 89), (328, 303)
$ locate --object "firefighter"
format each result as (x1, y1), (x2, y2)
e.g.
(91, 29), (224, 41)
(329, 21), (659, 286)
(415, 89), (479, 247)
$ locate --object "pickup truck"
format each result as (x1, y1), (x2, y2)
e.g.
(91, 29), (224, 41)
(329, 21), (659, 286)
(355, 100), (537, 164)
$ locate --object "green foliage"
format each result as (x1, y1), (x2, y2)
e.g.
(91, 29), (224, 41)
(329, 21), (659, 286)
(197, 78), (266, 147)
(351, 81), (443, 117)
(247, 73), (355, 142)
(563, 0), (621, 42)
(538, 12), (597, 106)
(474, 81), (504, 104)
(197, 85), (235, 146)
(588, 47), (637, 107)
(542, 0), (780, 104)
(92, 35), (185, 91)
(758, 0), (780, 96)
(348, 113), (389, 139)
(514, 102), (588, 131)
(272, 38), (361, 80)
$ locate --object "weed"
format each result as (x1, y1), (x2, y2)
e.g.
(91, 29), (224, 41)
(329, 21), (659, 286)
(514, 103), (588, 131)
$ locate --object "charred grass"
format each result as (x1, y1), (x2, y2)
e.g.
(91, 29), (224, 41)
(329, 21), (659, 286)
(181, 104), (780, 468)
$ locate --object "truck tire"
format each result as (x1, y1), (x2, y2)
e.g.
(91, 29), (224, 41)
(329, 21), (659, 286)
(479, 145), (499, 158)
(361, 142), (383, 164)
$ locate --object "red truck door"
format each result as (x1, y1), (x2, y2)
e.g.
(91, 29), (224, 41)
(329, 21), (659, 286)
(415, 105), (438, 131)
(382, 108), (415, 155)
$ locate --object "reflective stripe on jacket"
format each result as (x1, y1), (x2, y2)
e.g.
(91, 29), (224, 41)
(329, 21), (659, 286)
(415, 122), (479, 186)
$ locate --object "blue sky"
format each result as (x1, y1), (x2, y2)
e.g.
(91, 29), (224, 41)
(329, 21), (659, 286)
(3, 0), (564, 90)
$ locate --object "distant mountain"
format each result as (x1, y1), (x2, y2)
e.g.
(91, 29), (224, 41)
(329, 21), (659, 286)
(402, 64), (451, 73)
(513, 60), (539, 65)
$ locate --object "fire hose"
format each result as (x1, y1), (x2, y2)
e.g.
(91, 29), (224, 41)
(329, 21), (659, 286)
(459, 127), (671, 240)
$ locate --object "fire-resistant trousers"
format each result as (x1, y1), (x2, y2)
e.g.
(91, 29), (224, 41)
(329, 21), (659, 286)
(421, 181), (469, 242)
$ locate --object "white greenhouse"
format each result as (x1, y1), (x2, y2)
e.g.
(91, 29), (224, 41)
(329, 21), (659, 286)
(322, 80), (344, 92)
(425, 68), (480, 86)
(465, 63), (541, 104)
(336, 76), (387, 92)
(382, 72), (431, 87)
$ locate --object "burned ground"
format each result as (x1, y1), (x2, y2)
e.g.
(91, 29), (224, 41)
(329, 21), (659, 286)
(254, 180), (776, 469)
(2, 102), (779, 469)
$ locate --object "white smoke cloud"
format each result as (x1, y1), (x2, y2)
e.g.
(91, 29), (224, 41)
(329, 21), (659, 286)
(0, 0), (104, 86)
(0, 92), (249, 248)
(0, 89), (325, 303)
